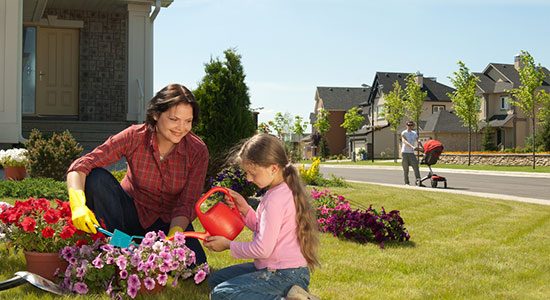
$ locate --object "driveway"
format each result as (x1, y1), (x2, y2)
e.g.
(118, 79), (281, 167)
(318, 164), (550, 206)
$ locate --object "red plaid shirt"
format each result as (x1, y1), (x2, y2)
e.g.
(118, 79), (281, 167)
(68, 124), (209, 229)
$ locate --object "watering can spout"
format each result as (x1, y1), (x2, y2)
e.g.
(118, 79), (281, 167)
(172, 187), (245, 241)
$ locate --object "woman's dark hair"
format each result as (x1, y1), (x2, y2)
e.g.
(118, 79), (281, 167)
(145, 83), (200, 129)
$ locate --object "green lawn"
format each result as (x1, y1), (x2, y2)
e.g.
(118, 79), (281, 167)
(1, 183), (550, 299)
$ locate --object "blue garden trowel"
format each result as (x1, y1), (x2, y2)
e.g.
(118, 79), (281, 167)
(94, 225), (144, 249)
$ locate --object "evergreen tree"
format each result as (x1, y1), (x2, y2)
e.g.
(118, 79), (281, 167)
(193, 48), (256, 178)
(481, 125), (497, 151)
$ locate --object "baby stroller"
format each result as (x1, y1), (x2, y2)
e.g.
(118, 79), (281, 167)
(418, 140), (447, 188)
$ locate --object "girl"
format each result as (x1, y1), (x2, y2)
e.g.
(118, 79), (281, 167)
(204, 133), (320, 300)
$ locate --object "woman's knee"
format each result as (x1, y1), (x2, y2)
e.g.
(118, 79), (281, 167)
(86, 168), (116, 191)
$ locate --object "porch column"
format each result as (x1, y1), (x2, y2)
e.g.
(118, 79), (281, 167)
(126, 3), (153, 123)
(0, 0), (22, 144)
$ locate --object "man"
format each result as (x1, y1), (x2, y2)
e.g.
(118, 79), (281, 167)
(401, 121), (422, 186)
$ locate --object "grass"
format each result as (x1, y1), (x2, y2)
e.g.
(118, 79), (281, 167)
(2, 183), (550, 299)
(299, 159), (550, 173)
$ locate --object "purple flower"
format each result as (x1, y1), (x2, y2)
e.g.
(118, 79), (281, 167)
(76, 265), (86, 279)
(128, 274), (140, 288)
(127, 285), (138, 299)
(92, 256), (104, 269)
(194, 270), (207, 284)
(143, 277), (155, 290)
(157, 273), (168, 286)
(116, 256), (127, 270)
(145, 231), (157, 240)
(141, 237), (154, 248)
(119, 269), (128, 279)
(73, 282), (88, 294)
(159, 261), (171, 273)
(157, 231), (166, 240)
(130, 254), (141, 266)
(173, 231), (186, 245)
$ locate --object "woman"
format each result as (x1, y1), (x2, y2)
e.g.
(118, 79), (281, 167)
(66, 83), (209, 265)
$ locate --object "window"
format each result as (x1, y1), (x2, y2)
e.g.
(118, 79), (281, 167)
(432, 105), (445, 113)
(500, 96), (510, 110)
(376, 105), (385, 120)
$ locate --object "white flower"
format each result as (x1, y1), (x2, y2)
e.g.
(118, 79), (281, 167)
(0, 148), (28, 167)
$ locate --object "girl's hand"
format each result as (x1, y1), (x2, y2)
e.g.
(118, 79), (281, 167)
(203, 236), (231, 252)
(225, 188), (249, 216)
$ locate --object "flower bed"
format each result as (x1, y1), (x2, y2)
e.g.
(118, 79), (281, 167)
(312, 189), (410, 248)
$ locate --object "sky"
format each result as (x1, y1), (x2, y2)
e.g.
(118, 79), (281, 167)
(153, 0), (550, 131)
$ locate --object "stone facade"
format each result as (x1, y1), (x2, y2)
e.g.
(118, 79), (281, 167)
(44, 8), (128, 121)
(438, 153), (550, 167)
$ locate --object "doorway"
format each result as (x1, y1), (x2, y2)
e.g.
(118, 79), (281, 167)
(22, 27), (79, 116)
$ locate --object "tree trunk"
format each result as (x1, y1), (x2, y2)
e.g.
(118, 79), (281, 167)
(393, 132), (397, 163)
(532, 113), (536, 169)
(468, 125), (472, 166)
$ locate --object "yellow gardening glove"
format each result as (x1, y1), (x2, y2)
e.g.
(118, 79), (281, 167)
(167, 226), (183, 240)
(69, 188), (99, 234)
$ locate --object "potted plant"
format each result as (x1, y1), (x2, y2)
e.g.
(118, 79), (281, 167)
(59, 231), (210, 298)
(357, 148), (367, 160)
(0, 148), (28, 180)
(0, 198), (104, 281)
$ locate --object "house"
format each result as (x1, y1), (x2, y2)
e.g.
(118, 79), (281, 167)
(354, 72), (455, 159)
(306, 86), (371, 158)
(474, 55), (550, 149)
(0, 0), (172, 149)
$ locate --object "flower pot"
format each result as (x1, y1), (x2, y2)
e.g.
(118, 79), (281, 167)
(3, 166), (26, 181)
(23, 251), (68, 282)
(139, 277), (165, 295)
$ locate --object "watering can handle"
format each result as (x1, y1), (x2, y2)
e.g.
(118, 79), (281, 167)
(195, 186), (240, 217)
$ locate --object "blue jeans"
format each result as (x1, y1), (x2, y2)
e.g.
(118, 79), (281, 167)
(84, 168), (207, 265)
(209, 262), (310, 300)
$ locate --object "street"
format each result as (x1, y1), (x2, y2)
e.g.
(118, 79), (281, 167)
(319, 164), (550, 204)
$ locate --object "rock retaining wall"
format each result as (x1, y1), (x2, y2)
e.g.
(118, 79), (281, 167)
(438, 153), (550, 166)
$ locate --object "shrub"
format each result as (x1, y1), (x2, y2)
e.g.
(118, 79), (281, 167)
(0, 177), (68, 201)
(208, 167), (266, 205)
(24, 129), (83, 181)
(311, 188), (410, 248)
(298, 157), (320, 185)
(313, 174), (348, 187)
(111, 169), (127, 182)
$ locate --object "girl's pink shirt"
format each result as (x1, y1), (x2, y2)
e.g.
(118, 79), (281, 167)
(229, 183), (307, 270)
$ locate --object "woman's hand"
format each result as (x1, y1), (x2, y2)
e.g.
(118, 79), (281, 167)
(203, 236), (231, 252)
(225, 188), (249, 216)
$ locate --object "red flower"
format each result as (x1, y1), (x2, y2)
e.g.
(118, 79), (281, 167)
(21, 217), (36, 232)
(36, 198), (51, 211)
(43, 209), (60, 224)
(41, 227), (55, 238)
(76, 239), (88, 247)
(60, 225), (76, 239)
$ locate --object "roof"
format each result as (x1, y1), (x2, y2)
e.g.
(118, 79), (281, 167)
(375, 72), (455, 102)
(421, 110), (469, 133)
(488, 114), (514, 127)
(478, 63), (550, 93)
(316, 87), (371, 111)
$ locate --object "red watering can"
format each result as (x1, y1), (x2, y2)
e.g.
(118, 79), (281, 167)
(179, 186), (244, 241)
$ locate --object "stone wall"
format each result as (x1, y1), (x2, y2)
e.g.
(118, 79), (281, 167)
(45, 9), (128, 122)
(438, 153), (550, 166)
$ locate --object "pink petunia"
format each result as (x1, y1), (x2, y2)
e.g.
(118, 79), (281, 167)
(73, 282), (88, 294)
(143, 277), (155, 290)
(156, 273), (168, 286)
(194, 270), (207, 284)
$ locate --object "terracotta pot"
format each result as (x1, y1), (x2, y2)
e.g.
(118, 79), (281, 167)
(138, 274), (165, 295)
(23, 251), (68, 282)
(4, 166), (26, 181)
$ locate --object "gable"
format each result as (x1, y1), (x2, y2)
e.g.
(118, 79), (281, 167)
(316, 86), (371, 111)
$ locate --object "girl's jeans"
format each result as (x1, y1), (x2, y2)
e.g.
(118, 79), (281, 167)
(209, 262), (310, 300)
(84, 167), (207, 265)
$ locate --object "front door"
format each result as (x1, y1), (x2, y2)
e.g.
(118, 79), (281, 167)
(35, 27), (79, 115)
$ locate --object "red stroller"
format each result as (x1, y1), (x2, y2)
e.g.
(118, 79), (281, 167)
(419, 140), (447, 188)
